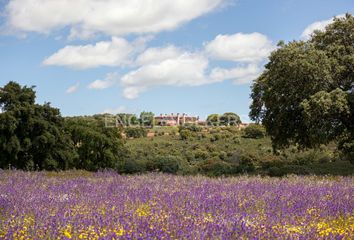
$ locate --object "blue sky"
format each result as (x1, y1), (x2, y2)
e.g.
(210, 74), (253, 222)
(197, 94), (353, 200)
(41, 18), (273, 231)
(0, 0), (353, 121)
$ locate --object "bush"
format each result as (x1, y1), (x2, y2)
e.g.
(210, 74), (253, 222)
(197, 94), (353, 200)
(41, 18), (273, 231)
(179, 125), (202, 132)
(268, 166), (286, 177)
(243, 124), (266, 139)
(180, 129), (193, 140)
(228, 152), (256, 173)
(125, 127), (147, 138)
(268, 165), (310, 177)
(194, 150), (209, 160)
(121, 159), (145, 174)
(339, 140), (354, 163)
(150, 155), (181, 174)
(210, 134), (221, 142)
(199, 158), (231, 176)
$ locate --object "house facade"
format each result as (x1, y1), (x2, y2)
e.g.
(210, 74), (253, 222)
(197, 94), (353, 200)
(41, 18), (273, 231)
(155, 113), (199, 126)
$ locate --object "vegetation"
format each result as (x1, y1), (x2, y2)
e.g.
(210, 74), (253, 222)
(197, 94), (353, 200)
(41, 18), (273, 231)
(207, 112), (242, 126)
(0, 81), (352, 176)
(0, 82), (126, 171)
(125, 126), (353, 176)
(250, 14), (353, 158)
(125, 127), (148, 138)
(0, 82), (76, 170)
(243, 124), (266, 139)
(1, 172), (353, 239)
(140, 111), (155, 127)
(0, 16), (353, 176)
(64, 117), (126, 171)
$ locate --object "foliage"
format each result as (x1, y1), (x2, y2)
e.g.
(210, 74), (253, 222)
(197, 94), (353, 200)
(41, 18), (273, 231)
(140, 111), (155, 127)
(179, 129), (193, 140)
(250, 14), (354, 157)
(243, 124), (266, 139)
(220, 112), (242, 126)
(126, 126), (353, 176)
(178, 124), (202, 132)
(149, 155), (181, 173)
(206, 114), (220, 126)
(207, 112), (241, 126)
(198, 158), (231, 176)
(0, 82), (76, 170)
(64, 117), (126, 171)
(125, 127), (148, 138)
(116, 113), (139, 126)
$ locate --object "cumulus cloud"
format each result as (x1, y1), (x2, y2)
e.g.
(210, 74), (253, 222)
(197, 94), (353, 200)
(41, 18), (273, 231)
(120, 44), (264, 99)
(65, 83), (79, 94)
(88, 72), (120, 90)
(135, 45), (182, 66)
(210, 64), (262, 84)
(5, 0), (224, 38)
(301, 14), (345, 39)
(43, 37), (149, 69)
(204, 32), (274, 62)
(121, 48), (214, 99)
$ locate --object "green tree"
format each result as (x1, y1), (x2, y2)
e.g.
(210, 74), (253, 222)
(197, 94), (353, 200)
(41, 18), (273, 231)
(140, 111), (154, 127)
(116, 113), (139, 126)
(250, 14), (353, 156)
(0, 82), (76, 170)
(243, 124), (266, 139)
(220, 112), (242, 126)
(125, 127), (147, 138)
(64, 117), (127, 171)
(207, 114), (220, 126)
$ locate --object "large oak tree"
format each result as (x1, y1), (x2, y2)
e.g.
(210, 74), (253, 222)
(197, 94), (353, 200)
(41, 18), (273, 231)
(250, 14), (353, 160)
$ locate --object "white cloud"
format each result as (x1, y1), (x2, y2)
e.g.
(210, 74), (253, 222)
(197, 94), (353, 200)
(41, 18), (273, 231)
(301, 14), (345, 39)
(121, 48), (214, 99)
(120, 44), (263, 99)
(210, 64), (262, 84)
(43, 37), (148, 69)
(65, 83), (79, 94)
(5, 0), (224, 38)
(135, 45), (182, 66)
(52, 30), (272, 99)
(88, 72), (119, 90)
(204, 32), (274, 62)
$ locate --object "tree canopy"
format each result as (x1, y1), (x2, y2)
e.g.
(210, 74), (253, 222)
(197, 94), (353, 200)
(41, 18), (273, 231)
(0, 81), (127, 170)
(250, 14), (353, 158)
(0, 82), (76, 170)
(207, 113), (241, 126)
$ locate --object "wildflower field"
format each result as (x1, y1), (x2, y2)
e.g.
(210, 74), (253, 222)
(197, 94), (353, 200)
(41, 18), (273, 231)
(0, 171), (353, 239)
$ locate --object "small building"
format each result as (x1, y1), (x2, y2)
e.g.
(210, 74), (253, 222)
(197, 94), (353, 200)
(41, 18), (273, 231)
(155, 113), (199, 126)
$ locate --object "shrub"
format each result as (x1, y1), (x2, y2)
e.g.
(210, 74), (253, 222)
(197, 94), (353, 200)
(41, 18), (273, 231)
(243, 124), (266, 139)
(219, 151), (227, 160)
(339, 140), (354, 163)
(194, 150), (209, 160)
(180, 129), (192, 140)
(210, 134), (221, 142)
(125, 127), (147, 138)
(199, 158), (231, 176)
(268, 166), (286, 177)
(179, 125), (202, 133)
(151, 155), (181, 174)
(121, 159), (145, 174)
(228, 152), (256, 173)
